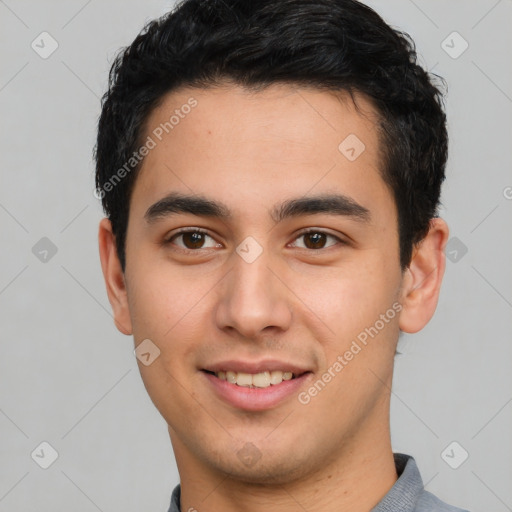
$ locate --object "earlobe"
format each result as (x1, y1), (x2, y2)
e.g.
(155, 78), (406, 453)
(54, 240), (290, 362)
(98, 218), (133, 335)
(398, 218), (450, 334)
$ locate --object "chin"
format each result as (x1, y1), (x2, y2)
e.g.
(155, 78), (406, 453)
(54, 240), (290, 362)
(205, 450), (316, 486)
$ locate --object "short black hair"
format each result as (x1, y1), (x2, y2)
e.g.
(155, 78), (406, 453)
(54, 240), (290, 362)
(94, 0), (448, 271)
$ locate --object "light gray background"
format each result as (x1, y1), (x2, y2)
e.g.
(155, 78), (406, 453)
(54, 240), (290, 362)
(1, 1), (511, 511)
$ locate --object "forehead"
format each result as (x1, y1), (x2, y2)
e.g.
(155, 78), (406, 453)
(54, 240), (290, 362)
(132, 83), (392, 221)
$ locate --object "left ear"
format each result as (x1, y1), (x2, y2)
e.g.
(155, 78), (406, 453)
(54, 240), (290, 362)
(398, 217), (450, 333)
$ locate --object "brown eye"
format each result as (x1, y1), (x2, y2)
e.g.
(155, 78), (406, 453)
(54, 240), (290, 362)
(291, 230), (341, 250)
(304, 232), (327, 249)
(168, 230), (220, 250)
(181, 232), (206, 249)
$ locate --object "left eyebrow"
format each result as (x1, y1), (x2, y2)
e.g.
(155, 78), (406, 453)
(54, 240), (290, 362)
(270, 193), (371, 224)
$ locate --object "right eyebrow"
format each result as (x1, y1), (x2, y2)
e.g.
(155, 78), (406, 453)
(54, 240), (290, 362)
(144, 192), (232, 224)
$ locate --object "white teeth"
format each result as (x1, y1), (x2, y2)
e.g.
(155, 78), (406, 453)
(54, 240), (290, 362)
(213, 369), (296, 387)
(269, 370), (284, 385)
(252, 371), (271, 388)
(235, 372), (253, 387)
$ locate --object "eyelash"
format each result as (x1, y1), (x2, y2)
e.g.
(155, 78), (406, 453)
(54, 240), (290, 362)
(164, 227), (346, 253)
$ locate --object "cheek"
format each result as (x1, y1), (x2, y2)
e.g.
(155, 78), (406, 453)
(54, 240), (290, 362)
(126, 258), (209, 339)
(127, 267), (212, 417)
(126, 262), (217, 384)
(293, 260), (399, 342)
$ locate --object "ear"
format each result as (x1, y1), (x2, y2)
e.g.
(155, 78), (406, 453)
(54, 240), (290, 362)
(398, 218), (450, 334)
(98, 218), (133, 335)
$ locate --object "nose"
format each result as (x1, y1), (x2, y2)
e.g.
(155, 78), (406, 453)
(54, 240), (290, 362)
(214, 250), (293, 340)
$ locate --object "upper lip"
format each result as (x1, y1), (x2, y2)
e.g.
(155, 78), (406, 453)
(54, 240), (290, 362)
(202, 359), (311, 375)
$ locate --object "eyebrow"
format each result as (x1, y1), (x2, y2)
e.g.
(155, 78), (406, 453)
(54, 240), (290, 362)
(144, 192), (371, 224)
(271, 194), (370, 224)
(145, 192), (231, 223)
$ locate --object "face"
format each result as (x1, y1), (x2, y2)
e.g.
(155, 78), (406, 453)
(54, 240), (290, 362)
(99, 83), (445, 484)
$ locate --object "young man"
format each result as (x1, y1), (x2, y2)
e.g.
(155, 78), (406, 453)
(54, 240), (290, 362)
(95, 0), (468, 510)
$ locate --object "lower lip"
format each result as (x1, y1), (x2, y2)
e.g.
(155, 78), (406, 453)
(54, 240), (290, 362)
(202, 371), (312, 411)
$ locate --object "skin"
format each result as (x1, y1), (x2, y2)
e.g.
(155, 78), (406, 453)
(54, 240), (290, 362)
(98, 83), (449, 512)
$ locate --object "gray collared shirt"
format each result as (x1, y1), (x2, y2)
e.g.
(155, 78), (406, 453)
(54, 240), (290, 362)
(167, 453), (469, 511)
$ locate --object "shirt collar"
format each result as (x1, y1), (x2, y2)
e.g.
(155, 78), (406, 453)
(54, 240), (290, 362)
(371, 453), (424, 511)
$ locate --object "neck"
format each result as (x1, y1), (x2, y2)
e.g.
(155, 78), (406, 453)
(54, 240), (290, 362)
(172, 418), (397, 512)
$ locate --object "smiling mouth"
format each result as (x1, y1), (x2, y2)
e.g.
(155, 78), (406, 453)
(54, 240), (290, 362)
(202, 369), (304, 388)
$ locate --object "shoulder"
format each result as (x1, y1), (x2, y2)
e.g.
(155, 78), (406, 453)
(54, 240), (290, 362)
(416, 489), (470, 512)
(387, 454), (470, 512)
